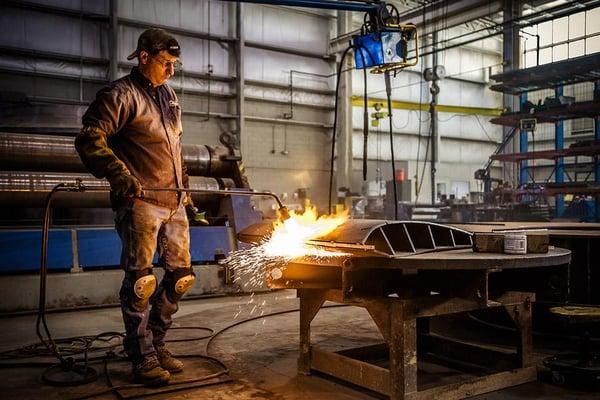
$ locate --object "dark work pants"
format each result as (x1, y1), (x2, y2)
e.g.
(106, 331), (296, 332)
(115, 199), (191, 363)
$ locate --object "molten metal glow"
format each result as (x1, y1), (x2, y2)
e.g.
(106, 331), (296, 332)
(264, 205), (349, 257)
(224, 206), (349, 291)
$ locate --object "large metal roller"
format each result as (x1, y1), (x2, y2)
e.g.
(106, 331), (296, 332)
(0, 133), (236, 177)
(0, 171), (234, 208)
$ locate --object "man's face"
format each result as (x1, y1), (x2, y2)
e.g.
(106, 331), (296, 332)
(139, 50), (179, 86)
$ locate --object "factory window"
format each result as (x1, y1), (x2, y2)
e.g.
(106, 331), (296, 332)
(437, 183), (447, 201)
(521, 8), (600, 68)
(450, 181), (470, 200)
(571, 118), (594, 136)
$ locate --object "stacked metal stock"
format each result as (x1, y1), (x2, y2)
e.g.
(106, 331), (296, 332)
(0, 132), (244, 222)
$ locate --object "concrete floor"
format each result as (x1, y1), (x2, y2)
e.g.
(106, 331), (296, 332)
(0, 290), (598, 400)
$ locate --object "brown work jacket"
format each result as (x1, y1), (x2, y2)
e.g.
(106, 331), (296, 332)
(76, 67), (188, 209)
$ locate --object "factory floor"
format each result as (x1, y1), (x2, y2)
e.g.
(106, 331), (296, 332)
(0, 290), (597, 400)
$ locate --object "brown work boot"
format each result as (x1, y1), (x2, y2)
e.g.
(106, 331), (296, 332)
(133, 356), (171, 386)
(156, 345), (184, 373)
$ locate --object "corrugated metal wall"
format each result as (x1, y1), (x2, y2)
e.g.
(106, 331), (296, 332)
(0, 0), (337, 211)
(0, 0), (504, 209)
(241, 4), (335, 210)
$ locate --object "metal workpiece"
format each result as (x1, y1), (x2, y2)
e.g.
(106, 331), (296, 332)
(238, 219), (571, 295)
(0, 132), (238, 177)
(0, 171), (234, 207)
(239, 220), (572, 268)
(312, 219), (474, 256)
(239, 219), (474, 255)
(266, 246), (570, 293)
(278, 246), (571, 270)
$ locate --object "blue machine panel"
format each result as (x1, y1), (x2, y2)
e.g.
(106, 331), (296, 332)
(231, 196), (262, 233)
(354, 30), (406, 69)
(78, 226), (232, 269)
(189, 226), (232, 262)
(0, 230), (72, 273)
(354, 32), (385, 68)
(0, 225), (235, 273)
(77, 228), (122, 268)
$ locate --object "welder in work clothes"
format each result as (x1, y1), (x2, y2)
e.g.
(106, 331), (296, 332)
(75, 28), (205, 386)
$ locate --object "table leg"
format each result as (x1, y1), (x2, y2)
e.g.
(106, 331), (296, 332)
(298, 289), (326, 375)
(505, 297), (533, 367)
(389, 302), (417, 400)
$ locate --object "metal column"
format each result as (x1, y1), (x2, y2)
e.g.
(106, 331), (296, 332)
(335, 11), (354, 201)
(236, 2), (246, 155)
(519, 93), (528, 186)
(503, 0), (521, 187)
(109, 0), (119, 81)
(555, 86), (564, 217)
(595, 81), (600, 221)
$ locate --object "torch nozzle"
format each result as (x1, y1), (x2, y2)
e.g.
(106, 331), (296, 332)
(278, 206), (291, 222)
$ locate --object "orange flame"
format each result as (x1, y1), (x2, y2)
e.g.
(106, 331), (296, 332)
(263, 205), (349, 258)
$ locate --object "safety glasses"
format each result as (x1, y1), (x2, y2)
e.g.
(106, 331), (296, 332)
(153, 55), (182, 71)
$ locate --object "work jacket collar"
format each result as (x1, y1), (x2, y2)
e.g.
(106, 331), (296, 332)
(131, 67), (162, 93)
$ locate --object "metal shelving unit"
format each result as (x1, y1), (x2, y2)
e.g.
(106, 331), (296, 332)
(490, 142), (600, 162)
(490, 53), (600, 95)
(489, 54), (600, 221)
(490, 100), (600, 127)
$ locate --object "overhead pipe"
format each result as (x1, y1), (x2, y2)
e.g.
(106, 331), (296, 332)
(0, 171), (234, 208)
(0, 133), (237, 178)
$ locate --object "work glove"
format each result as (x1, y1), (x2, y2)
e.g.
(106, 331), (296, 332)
(186, 204), (209, 226)
(108, 173), (144, 198)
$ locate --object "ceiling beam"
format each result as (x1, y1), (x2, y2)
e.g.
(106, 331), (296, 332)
(398, 0), (504, 37)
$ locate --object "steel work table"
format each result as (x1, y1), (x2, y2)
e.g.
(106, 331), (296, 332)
(257, 221), (572, 400)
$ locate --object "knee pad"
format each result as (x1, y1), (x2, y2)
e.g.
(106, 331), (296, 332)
(127, 270), (157, 311)
(164, 268), (195, 302)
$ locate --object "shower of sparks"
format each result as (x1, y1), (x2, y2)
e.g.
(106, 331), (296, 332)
(223, 205), (349, 291)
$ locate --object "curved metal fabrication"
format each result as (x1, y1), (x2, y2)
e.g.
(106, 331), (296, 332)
(238, 219), (474, 256)
(0, 133), (236, 177)
(0, 171), (234, 208)
(311, 219), (474, 256)
(286, 247), (571, 269)
(236, 219), (571, 293)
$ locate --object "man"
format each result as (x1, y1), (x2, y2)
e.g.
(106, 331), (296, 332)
(75, 28), (201, 386)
